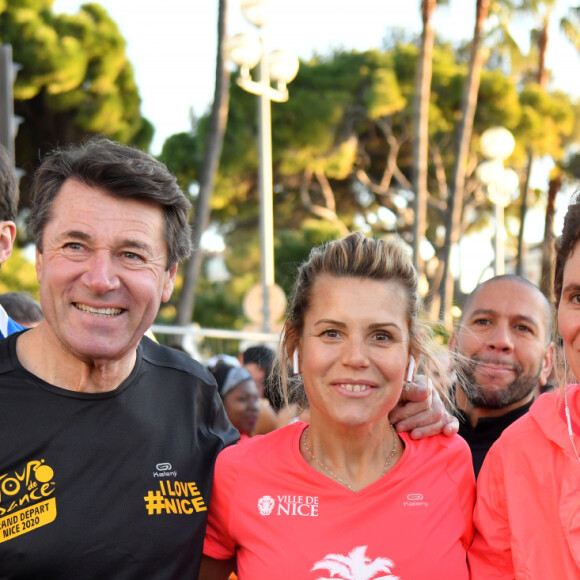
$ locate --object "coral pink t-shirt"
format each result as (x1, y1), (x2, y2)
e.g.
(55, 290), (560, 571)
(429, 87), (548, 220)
(204, 422), (475, 579)
(469, 386), (580, 579)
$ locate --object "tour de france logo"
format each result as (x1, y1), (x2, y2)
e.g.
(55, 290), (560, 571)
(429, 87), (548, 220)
(0, 459), (57, 542)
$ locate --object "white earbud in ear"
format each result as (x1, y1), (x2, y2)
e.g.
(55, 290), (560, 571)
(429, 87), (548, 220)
(293, 349), (300, 375)
(406, 355), (416, 383)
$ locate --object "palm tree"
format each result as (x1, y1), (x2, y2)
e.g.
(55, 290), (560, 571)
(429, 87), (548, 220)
(560, 4), (580, 51)
(539, 173), (560, 300)
(411, 0), (441, 276)
(174, 0), (231, 335)
(512, 2), (580, 294)
(516, 0), (555, 277)
(439, 0), (491, 326)
(538, 3), (580, 297)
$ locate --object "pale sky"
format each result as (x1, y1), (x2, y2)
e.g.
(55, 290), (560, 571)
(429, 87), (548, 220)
(50, 0), (580, 287)
(51, 0), (580, 155)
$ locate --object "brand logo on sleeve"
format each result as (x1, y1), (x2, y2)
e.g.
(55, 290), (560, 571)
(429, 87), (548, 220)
(0, 460), (57, 542)
(403, 492), (428, 508)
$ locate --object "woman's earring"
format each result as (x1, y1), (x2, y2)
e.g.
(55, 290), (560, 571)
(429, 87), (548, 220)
(293, 349), (300, 375)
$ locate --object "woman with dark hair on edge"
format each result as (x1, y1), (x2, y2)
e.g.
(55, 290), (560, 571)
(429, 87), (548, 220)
(469, 192), (580, 578)
(200, 232), (475, 579)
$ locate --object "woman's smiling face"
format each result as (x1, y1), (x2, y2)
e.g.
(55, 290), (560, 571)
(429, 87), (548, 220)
(299, 275), (412, 429)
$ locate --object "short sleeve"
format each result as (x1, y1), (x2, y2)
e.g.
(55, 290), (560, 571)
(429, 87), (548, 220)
(203, 444), (245, 560)
(443, 435), (476, 549)
(455, 438), (476, 549)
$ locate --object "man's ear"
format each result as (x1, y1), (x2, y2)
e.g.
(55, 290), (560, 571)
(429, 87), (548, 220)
(161, 264), (178, 303)
(35, 247), (43, 283)
(538, 342), (555, 387)
(0, 220), (16, 265)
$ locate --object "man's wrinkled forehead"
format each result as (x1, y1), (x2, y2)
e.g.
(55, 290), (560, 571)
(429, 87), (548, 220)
(460, 278), (553, 340)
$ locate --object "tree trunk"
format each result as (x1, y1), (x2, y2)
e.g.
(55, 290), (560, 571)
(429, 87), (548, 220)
(537, 17), (550, 88)
(412, 0), (436, 276)
(517, 16), (550, 276)
(539, 174), (561, 302)
(516, 153), (533, 276)
(172, 0), (231, 341)
(439, 0), (490, 327)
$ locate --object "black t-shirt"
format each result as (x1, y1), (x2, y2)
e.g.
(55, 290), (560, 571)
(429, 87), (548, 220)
(457, 397), (533, 478)
(0, 333), (239, 579)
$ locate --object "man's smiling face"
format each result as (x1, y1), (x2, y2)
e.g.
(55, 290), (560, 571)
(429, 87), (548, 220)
(452, 278), (553, 409)
(36, 179), (176, 366)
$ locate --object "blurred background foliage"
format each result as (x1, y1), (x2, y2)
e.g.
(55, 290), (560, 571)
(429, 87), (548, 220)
(1, 0), (579, 335)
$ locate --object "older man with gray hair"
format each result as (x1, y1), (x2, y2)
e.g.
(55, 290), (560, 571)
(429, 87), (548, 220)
(0, 139), (238, 579)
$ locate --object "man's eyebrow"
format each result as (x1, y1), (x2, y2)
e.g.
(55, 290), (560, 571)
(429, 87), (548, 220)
(467, 307), (539, 328)
(60, 230), (91, 241)
(118, 239), (154, 254)
(466, 308), (496, 319)
(60, 231), (154, 254)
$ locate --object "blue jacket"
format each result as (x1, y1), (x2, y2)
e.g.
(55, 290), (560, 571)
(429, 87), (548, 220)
(0, 304), (25, 338)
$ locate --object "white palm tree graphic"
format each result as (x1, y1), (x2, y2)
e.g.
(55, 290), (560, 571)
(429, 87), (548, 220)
(311, 545), (400, 580)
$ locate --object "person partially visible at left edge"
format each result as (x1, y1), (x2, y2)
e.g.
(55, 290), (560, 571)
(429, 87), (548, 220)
(0, 143), (26, 338)
(468, 191), (580, 579)
(0, 138), (239, 579)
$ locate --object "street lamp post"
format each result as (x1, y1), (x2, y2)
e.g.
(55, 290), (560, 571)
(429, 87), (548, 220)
(476, 127), (519, 276)
(227, 0), (299, 333)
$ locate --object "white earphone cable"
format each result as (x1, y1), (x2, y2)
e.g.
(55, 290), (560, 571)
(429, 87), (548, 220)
(563, 353), (580, 464)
